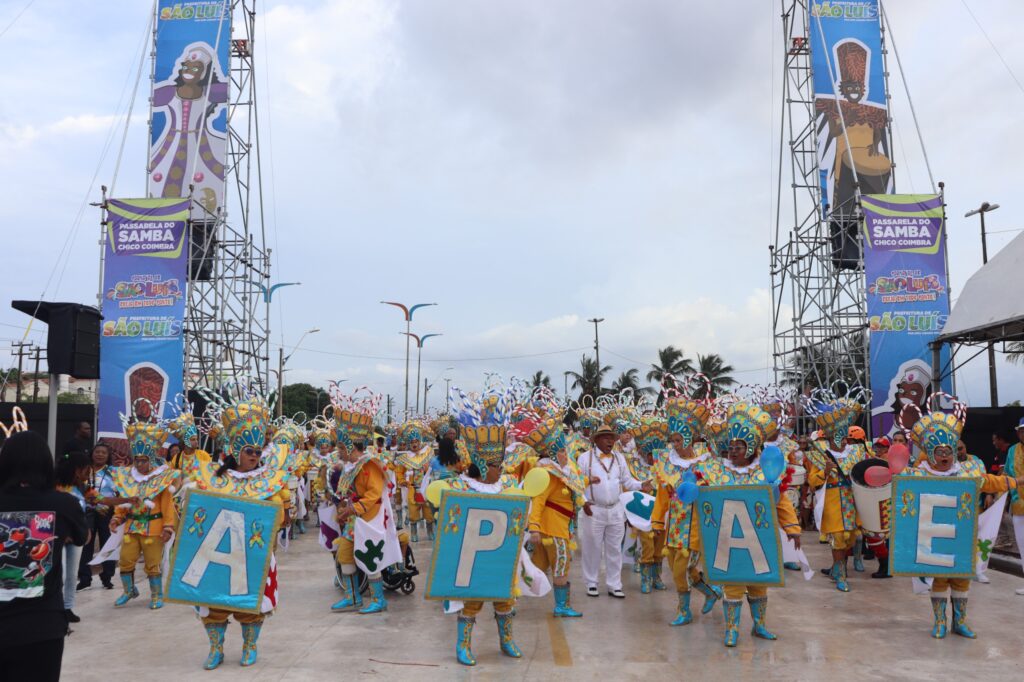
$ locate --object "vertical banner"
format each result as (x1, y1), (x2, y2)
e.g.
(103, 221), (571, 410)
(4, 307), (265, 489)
(97, 198), (190, 451)
(149, 1), (230, 219)
(862, 194), (952, 436)
(808, 1), (892, 216)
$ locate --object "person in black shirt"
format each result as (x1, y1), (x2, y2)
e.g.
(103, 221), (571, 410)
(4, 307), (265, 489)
(62, 421), (93, 457)
(0, 430), (88, 682)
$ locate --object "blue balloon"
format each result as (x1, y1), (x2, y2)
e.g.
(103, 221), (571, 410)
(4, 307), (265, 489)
(761, 445), (785, 483)
(682, 470), (697, 485)
(675, 481), (699, 504)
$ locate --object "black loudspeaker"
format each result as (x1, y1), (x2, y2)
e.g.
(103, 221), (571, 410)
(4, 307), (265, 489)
(11, 301), (101, 379)
(829, 217), (863, 271)
(190, 221), (217, 282)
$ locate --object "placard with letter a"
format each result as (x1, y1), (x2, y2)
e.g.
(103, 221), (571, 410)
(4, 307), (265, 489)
(425, 490), (530, 602)
(166, 489), (283, 613)
(890, 475), (979, 578)
(696, 485), (784, 587)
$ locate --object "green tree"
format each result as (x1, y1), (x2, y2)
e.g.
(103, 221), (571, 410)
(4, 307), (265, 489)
(693, 353), (736, 399)
(646, 345), (693, 403)
(565, 354), (611, 401)
(529, 371), (552, 390)
(57, 391), (92, 404)
(1008, 341), (1024, 365)
(271, 383), (329, 419)
(610, 368), (653, 396)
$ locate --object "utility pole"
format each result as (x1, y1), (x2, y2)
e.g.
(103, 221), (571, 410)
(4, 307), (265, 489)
(31, 346), (41, 403)
(423, 379), (430, 412)
(588, 317), (604, 393)
(277, 347), (285, 417)
(444, 377), (451, 413)
(12, 341), (29, 403)
(965, 202), (1000, 407)
(386, 394), (393, 423)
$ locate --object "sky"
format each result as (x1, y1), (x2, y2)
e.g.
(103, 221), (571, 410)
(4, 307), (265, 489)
(2, 0), (1023, 413)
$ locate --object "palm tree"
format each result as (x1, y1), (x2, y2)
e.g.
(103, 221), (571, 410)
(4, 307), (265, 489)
(565, 354), (612, 401)
(529, 370), (552, 390)
(1008, 341), (1024, 364)
(693, 353), (736, 399)
(610, 368), (652, 395)
(781, 332), (867, 392)
(646, 345), (693, 403)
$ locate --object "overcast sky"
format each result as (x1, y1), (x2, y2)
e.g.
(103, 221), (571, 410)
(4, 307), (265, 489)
(2, 0), (1023, 410)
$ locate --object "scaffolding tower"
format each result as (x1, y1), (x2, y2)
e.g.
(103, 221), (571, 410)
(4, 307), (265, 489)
(181, 0), (271, 393)
(770, 0), (893, 430)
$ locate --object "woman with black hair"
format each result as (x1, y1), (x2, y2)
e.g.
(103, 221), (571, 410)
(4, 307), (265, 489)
(0, 431), (88, 682)
(55, 450), (92, 622)
(77, 442), (124, 591)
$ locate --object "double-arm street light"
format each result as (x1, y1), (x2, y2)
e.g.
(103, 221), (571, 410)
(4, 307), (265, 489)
(381, 301), (437, 415)
(402, 332), (442, 413)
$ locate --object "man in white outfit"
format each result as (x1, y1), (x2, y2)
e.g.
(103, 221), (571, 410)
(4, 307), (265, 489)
(578, 424), (649, 598)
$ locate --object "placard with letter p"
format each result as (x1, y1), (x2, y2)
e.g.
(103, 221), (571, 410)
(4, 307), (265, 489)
(696, 485), (783, 587)
(890, 475), (979, 578)
(425, 490), (529, 602)
(166, 489), (283, 613)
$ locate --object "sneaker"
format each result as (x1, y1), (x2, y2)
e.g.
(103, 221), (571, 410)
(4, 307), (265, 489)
(975, 573), (990, 584)
(586, 586), (599, 597)
(102, 579), (114, 590)
(607, 589), (626, 598)
(65, 610), (81, 623)
(1015, 587), (1024, 595)
(75, 580), (91, 592)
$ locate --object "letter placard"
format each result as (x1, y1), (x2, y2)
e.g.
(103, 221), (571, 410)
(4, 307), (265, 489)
(890, 476), (979, 578)
(696, 485), (783, 587)
(166, 489), (283, 613)
(425, 490), (529, 602)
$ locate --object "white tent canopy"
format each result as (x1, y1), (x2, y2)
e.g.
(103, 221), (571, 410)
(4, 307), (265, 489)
(938, 230), (1024, 344)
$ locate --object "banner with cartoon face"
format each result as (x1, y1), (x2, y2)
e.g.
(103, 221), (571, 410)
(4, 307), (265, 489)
(696, 485), (784, 586)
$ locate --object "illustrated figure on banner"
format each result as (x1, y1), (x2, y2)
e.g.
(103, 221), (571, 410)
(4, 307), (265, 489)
(149, 42), (228, 215)
(870, 359), (934, 438)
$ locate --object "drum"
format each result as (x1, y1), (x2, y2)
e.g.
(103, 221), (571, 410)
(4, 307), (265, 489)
(789, 464), (807, 488)
(850, 458), (891, 535)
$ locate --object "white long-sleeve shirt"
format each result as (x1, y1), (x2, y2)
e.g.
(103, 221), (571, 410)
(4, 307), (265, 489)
(578, 447), (643, 507)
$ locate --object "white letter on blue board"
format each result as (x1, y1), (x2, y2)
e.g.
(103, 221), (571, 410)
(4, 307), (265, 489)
(182, 509), (249, 595)
(917, 493), (957, 568)
(713, 500), (770, 575)
(455, 509), (507, 587)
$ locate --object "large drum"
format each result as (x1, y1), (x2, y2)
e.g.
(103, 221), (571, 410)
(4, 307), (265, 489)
(850, 458), (891, 535)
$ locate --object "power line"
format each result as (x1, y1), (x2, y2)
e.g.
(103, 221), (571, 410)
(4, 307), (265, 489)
(959, 0), (1024, 98)
(0, 0), (34, 41)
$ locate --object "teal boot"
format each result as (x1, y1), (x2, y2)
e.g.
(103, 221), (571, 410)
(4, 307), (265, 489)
(495, 611), (522, 658)
(951, 596), (976, 638)
(410, 521), (419, 543)
(203, 622), (227, 670)
(652, 564), (667, 591)
(426, 521), (435, 541)
(148, 575), (163, 609)
(748, 596), (777, 640)
(930, 596), (947, 639)
(114, 574), (138, 607)
(296, 519), (306, 535)
(723, 600), (742, 647)
(633, 560), (642, 574)
(359, 577), (387, 614)
(833, 560), (850, 592)
(853, 537), (865, 572)
(694, 579), (723, 615)
(240, 622), (262, 666)
(552, 583), (582, 617)
(640, 564), (652, 594)
(456, 616), (476, 666)
(669, 591), (693, 626)
(330, 573), (363, 612)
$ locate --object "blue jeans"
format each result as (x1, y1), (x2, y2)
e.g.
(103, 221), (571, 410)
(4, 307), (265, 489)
(63, 544), (82, 610)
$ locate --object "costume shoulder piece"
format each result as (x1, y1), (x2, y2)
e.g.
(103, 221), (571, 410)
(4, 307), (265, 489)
(396, 446), (432, 472)
(111, 465), (180, 499)
(503, 443), (537, 474)
(334, 454), (384, 499)
(694, 456), (726, 486)
(536, 458), (587, 497)
(192, 444), (297, 500)
(804, 440), (832, 471)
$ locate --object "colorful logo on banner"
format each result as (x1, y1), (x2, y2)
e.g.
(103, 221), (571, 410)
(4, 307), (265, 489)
(425, 490), (529, 602)
(0, 511), (56, 601)
(149, 0), (230, 219)
(97, 198), (189, 443)
(890, 476), (979, 578)
(166, 489), (283, 613)
(696, 485), (784, 587)
(809, 0), (892, 216)
(861, 194), (952, 437)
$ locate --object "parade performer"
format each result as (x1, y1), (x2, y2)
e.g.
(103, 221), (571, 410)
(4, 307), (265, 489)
(189, 392), (295, 669)
(444, 394), (524, 666)
(330, 398), (394, 615)
(395, 420), (434, 542)
(900, 405), (1019, 639)
(109, 405), (180, 610)
(273, 419), (309, 536)
(627, 415), (667, 591)
(699, 402), (802, 647)
(167, 396), (211, 471)
(804, 398), (868, 592)
(308, 422), (336, 511)
(650, 398), (722, 624)
(524, 418), (587, 618)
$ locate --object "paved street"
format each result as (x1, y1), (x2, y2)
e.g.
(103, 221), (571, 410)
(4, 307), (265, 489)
(63, 531), (1024, 681)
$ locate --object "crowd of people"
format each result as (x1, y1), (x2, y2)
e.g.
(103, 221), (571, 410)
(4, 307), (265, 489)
(2, 380), (1024, 678)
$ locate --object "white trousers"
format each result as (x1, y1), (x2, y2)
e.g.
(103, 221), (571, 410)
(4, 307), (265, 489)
(580, 504), (626, 590)
(1012, 515), (1024, 563)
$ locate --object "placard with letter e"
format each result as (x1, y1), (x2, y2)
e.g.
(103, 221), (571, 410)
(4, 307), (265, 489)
(890, 476), (979, 578)
(696, 485), (784, 587)
(425, 490), (529, 602)
(166, 489), (283, 613)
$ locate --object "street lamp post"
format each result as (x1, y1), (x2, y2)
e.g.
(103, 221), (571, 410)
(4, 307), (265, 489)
(273, 327), (319, 417)
(251, 280), (301, 389)
(964, 202), (1000, 407)
(402, 332), (442, 413)
(382, 301), (437, 416)
(588, 317), (604, 393)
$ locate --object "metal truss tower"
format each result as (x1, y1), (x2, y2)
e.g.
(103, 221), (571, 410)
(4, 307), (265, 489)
(770, 0), (892, 426)
(182, 0), (271, 392)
